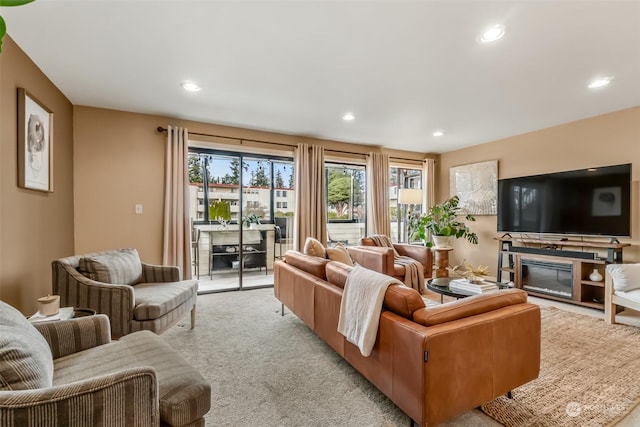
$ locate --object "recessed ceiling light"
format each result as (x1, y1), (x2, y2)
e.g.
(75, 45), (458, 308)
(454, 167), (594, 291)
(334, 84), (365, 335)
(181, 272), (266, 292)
(587, 168), (598, 172)
(342, 112), (355, 121)
(587, 77), (612, 89)
(480, 24), (505, 43)
(181, 81), (201, 92)
(432, 130), (444, 137)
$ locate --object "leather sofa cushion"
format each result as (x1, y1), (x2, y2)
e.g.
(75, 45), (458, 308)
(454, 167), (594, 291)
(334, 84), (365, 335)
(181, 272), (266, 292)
(326, 261), (352, 288)
(0, 300), (54, 390)
(360, 237), (376, 246)
(393, 264), (405, 277)
(383, 285), (425, 319)
(78, 248), (142, 285)
(413, 288), (528, 326)
(133, 280), (198, 321)
(284, 250), (329, 281)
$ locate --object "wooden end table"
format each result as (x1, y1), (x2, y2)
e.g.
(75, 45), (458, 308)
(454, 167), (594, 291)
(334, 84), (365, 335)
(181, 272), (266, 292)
(432, 247), (453, 278)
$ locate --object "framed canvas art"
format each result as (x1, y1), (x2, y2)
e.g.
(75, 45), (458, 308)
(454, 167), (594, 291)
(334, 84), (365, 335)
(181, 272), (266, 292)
(18, 88), (53, 192)
(449, 160), (497, 215)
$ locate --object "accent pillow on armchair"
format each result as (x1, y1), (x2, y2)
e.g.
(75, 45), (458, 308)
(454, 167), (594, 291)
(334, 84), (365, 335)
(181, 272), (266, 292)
(78, 248), (142, 285)
(0, 301), (53, 390)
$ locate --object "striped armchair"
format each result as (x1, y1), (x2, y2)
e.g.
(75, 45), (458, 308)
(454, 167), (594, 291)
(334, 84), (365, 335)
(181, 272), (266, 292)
(52, 249), (198, 338)
(0, 300), (211, 427)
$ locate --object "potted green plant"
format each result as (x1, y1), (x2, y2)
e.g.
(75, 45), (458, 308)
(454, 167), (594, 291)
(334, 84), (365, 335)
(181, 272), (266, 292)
(208, 200), (231, 229)
(242, 213), (261, 229)
(412, 195), (478, 247)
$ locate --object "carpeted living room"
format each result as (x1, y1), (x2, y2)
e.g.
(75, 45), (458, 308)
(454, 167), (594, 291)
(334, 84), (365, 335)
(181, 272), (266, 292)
(1, 1), (640, 426)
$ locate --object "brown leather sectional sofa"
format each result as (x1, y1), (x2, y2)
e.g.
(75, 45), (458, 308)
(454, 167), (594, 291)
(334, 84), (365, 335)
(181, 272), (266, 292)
(274, 250), (541, 426)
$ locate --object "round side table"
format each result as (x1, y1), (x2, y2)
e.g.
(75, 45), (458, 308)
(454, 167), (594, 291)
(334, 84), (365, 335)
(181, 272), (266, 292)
(73, 308), (96, 318)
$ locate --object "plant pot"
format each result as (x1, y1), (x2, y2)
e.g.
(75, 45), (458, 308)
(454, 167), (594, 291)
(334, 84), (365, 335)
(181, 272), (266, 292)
(432, 235), (453, 248)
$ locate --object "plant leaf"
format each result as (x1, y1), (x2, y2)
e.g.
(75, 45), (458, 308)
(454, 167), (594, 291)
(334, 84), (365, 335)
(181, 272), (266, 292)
(0, 16), (5, 54)
(0, 0), (35, 6)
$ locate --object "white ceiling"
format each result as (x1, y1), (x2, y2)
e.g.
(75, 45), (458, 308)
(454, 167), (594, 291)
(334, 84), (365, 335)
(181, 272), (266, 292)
(3, 0), (640, 154)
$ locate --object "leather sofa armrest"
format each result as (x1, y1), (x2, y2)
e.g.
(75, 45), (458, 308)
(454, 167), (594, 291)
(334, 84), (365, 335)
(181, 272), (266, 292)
(413, 289), (528, 326)
(393, 244), (433, 275)
(0, 368), (159, 425)
(34, 314), (112, 359)
(141, 263), (181, 282)
(347, 246), (395, 276)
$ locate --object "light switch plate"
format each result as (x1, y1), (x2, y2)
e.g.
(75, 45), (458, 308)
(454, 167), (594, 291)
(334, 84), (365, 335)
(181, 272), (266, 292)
(135, 204), (143, 214)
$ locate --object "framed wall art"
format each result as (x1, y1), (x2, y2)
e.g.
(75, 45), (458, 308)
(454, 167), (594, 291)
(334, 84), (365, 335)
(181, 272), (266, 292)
(18, 88), (53, 192)
(449, 159), (497, 215)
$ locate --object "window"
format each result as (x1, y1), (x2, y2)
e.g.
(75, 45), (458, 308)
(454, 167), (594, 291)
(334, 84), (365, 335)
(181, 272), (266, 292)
(390, 167), (423, 243)
(325, 163), (366, 245)
(188, 150), (294, 225)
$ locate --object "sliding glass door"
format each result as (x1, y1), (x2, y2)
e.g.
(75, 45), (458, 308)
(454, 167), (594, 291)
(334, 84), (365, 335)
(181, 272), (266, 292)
(188, 148), (294, 293)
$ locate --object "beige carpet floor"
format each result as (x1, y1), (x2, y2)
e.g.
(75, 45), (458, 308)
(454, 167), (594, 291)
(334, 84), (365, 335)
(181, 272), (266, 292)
(163, 289), (640, 426)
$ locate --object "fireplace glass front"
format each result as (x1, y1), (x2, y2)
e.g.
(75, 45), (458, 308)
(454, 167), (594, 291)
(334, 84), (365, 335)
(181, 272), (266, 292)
(521, 259), (573, 299)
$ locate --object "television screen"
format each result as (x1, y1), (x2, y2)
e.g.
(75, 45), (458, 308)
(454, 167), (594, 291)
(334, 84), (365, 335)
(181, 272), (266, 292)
(497, 163), (631, 237)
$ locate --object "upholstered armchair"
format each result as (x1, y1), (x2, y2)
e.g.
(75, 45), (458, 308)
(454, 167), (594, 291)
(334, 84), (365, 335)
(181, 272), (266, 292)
(347, 237), (432, 291)
(0, 300), (210, 427)
(359, 236), (432, 275)
(605, 263), (640, 324)
(52, 248), (198, 338)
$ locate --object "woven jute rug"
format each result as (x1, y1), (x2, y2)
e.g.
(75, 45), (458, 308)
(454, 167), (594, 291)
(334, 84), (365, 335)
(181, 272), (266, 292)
(481, 306), (640, 426)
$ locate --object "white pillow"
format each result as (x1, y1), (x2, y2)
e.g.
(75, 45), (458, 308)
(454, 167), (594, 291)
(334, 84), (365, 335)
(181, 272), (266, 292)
(606, 264), (640, 292)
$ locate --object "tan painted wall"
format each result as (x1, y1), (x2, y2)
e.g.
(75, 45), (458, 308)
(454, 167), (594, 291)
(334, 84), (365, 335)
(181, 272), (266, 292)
(73, 106), (427, 264)
(0, 37), (75, 313)
(438, 107), (640, 277)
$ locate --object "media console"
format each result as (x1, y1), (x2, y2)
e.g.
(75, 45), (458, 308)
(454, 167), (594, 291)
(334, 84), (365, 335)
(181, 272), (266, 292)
(497, 236), (631, 310)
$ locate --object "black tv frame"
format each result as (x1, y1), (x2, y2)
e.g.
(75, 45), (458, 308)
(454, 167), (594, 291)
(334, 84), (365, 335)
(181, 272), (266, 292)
(497, 163), (632, 238)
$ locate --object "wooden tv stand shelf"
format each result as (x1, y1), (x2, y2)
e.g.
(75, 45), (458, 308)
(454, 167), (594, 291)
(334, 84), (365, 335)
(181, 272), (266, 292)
(496, 236), (631, 310)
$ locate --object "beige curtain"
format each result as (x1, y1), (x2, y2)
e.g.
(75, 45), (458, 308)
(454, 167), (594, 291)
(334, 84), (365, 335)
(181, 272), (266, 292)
(293, 143), (326, 250)
(366, 152), (391, 237)
(422, 158), (436, 241)
(423, 158), (436, 210)
(162, 126), (192, 279)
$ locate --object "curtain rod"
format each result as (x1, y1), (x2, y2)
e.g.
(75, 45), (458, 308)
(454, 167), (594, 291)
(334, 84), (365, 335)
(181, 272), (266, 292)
(156, 126), (426, 163)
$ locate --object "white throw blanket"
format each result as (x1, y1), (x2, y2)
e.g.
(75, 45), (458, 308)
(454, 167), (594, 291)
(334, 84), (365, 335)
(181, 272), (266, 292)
(337, 264), (404, 357)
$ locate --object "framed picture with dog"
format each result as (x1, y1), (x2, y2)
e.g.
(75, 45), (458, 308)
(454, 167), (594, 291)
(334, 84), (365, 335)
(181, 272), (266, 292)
(18, 88), (54, 192)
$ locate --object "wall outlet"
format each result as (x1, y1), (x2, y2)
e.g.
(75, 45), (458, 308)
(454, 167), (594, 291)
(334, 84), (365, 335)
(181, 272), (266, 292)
(135, 204), (143, 214)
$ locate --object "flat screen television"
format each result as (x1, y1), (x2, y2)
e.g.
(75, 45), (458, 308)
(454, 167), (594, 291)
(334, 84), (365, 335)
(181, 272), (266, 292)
(497, 163), (631, 237)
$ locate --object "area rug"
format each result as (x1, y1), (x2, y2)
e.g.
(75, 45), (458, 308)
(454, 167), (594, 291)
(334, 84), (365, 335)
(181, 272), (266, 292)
(481, 306), (640, 427)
